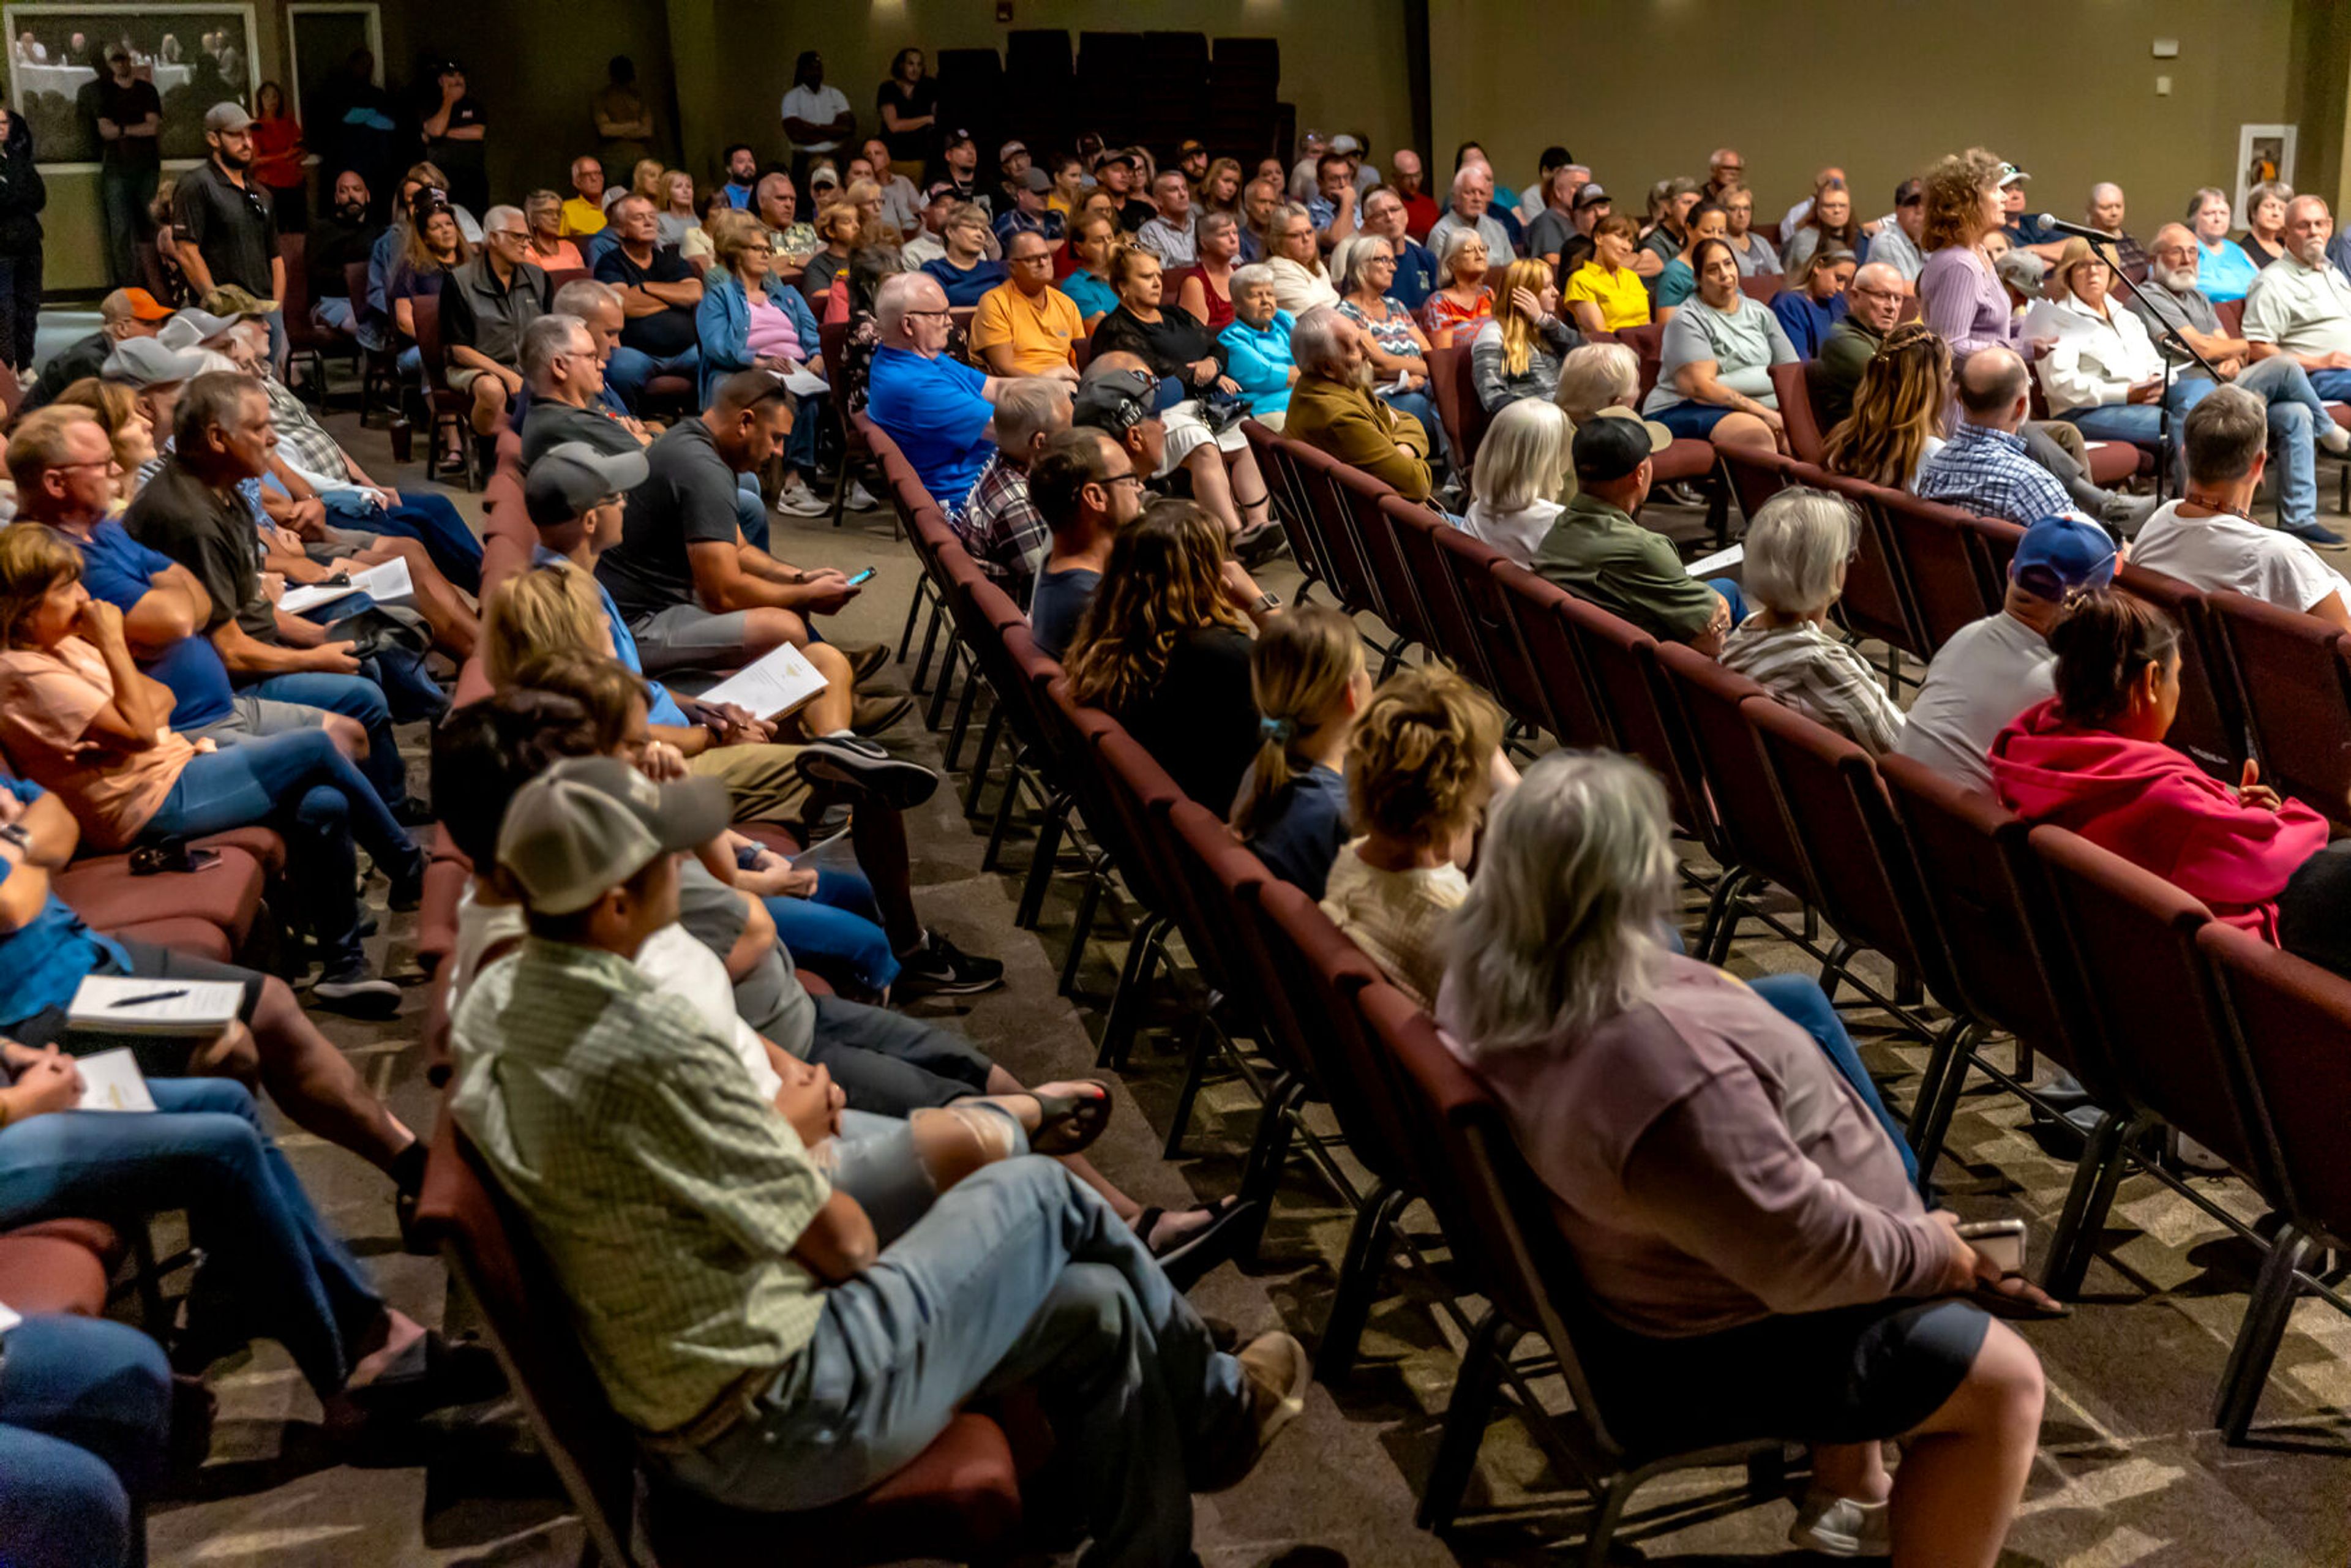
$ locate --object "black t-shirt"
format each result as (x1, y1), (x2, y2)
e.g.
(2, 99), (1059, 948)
(1117, 195), (1155, 235)
(1115, 624), (1259, 812)
(595, 419), (744, 620)
(594, 242), (699, 358)
(306, 212), (381, 304)
(422, 93), (487, 205)
(124, 459), (276, 643)
(172, 159), (279, 296)
(521, 398), (640, 467)
(94, 78), (162, 170)
(876, 79), (937, 164)
(21, 331), (106, 411)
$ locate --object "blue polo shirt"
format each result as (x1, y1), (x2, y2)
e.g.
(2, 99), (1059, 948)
(1060, 269), (1120, 321)
(531, 544), (690, 727)
(0, 779), (130, 1027)
(866, 345), (997, 508)
(67, 519), (235, 729)
(1389, 238), (1438, 311)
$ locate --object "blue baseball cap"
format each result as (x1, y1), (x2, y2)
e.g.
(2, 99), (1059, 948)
(2009, 511), (2117, 601)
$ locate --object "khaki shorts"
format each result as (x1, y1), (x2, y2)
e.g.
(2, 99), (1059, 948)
(687, 741), (816, 829)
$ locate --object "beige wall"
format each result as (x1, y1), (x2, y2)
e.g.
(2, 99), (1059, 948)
(697, 0), (1413, 187)
(1430, 0), (2297, 233)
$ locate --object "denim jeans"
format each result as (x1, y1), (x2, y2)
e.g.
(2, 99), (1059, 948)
(2172, 357), (2326, 531)
(143, 730), (422, 972)
(323, 488), (485, 593)
(98, 164), (158, 291)
(0, 1315), (171, 1568)
(735, 473), (770, 552)
(606, 344), (702, 412)
(0, 1078), (384, 1397)
(2305, 367), (2351, 402)
(1747, 973), (1919, 1183)
(238, 669), (411, 812)
(764, 869), (900, 996)
(652, 1157), (1248, 1567)
(804, 992), (996, 1114)
(2057, 402), (2166, 448)
(825, 1105), (1027, 1247)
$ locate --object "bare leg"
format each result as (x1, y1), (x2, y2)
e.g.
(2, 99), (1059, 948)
(358, 536), (478, 658)
(1183, 445), (1243, 534)
(782, 640), (856, 735)
(1223, 443), (1272, 528)
(844, 800), (924, 953)
(1812, 1440), (1893, 1504)
(1709, 411), (1779, 452)
(468, 375), (509, 437)
(321, 713), (369, 762)
(249, 975), (418, 1174)
(1886, 1319), (2044, 1567)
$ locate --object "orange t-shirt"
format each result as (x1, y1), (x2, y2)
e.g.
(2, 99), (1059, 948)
(0, 637), (197, 849)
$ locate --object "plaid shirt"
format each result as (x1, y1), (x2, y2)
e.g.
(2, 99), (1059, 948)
(1914, 422), (2073, 527)
(260, 372), (353, 484)
(451, 937), (830, 1435)
(954, 452), (1050, 596)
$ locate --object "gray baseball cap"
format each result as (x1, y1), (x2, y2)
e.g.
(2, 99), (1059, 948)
(101, 336), (209, 387)
(496, 756), (730, 915)
(525, 441), (649, 528)
(203, 101), (253, 134)
(157, 309), (241, 350)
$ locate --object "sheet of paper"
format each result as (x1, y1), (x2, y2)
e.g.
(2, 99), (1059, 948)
(695, 642), (829, 721)
(1685, 543), (1745, 578)
(277, 555), (415, 615)
(69, 974), (246, 1033)
(0, 1301), (18, 1336)
(781, 367), (830, 397)
(73, 1048), (158, 1112)
(2020, 299), (2096, 343)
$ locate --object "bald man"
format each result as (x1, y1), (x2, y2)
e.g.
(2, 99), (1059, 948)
(1816, 261), (1911, 426)
(2085, 182), (2145, 278)
(1916, 348), (2083, 526)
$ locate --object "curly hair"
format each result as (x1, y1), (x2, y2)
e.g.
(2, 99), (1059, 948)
(1063, 499), (1246, 717)
(1820, 321), (1951, 488)
(1921, 147), (2004, 254)
(1346, 664), (1504, 850)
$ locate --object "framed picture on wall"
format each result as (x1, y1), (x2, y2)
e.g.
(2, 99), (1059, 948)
(2235, 123), (2295, 220)
(2, 2), (257, 168)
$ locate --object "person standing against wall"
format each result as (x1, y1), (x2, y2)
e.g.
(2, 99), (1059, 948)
(781, 50), (853, 188)
(88, 43), (160, 290)
(591, 55), (656, 189)
(418, 60), (487, 217)
(0, 103), (43, 378)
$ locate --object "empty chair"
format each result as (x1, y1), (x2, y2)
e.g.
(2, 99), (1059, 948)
(1332, 460), (1437, 656)
(1872, 487), (2010, 653)
(1491, 559), (1617, 751)
(1382, 493), (1498, 689)
(1651, 643), (1809, 959)
(1425, 343), (1491, 467)
(1432, 522), (1548, 735)
(2205, 589), (2351, 826)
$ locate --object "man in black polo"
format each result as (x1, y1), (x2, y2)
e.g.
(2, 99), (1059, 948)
(88, 42), (161, 288)
(441, 203), (548, 439)
(519, 313), (642, 466)
(172, 102), (284, 366)
(593, 193), (702, 410)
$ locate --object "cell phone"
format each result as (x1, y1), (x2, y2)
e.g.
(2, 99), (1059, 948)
(1957, 1218), (2028, 1275)
(846, 567), (877, 587)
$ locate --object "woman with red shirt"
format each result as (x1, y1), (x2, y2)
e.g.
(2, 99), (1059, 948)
(249, 81), (307, 231)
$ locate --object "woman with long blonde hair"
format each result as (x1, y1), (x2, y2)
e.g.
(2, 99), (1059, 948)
(1820, 322), (1952, 490)
(482, 561), (610, 689)
(1470, 255), (1580, 411)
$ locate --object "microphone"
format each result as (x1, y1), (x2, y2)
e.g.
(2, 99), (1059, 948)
(2031, 214), (2129, 244)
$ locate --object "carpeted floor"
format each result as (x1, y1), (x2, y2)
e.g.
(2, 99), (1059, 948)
(138, 394), (2351, 1567)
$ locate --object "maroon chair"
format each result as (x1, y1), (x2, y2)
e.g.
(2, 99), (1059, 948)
(1424, 343), (1491, 467)
(1152, 800), (1289, 1168)
(1332, 460), (1437, 657)
(1071, 716), (1191, 1063)
(1769, 361), (1826, 465)
(1491, 560), (1616, 751)
(1378, 492), (1491, 688)
(2116, 564), (2246, 779)
(1287, 440), (1411, 673)
(1559, 596), (1709, 838)
(1809, 468), (1926, 660)
(408, 294), (480, 489)
(411, 1120), (1024, 1566)
(1870, 486), (2009, 653)
(1715, 441), (1800, 525)
(1613, 321), (1665, 403)
(1432, 526), (1548, 736)
(2198, 923), (2351, 1441)
(1651, 643), (1809, 961)
(1242, 418), (1333, 601)
(1736, 273), (1780, 305)
(1646, 436), (1719, 485)
(2203, 590), (2351, 828)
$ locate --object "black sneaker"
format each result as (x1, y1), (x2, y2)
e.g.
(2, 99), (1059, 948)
(313, 964), (402, 1017)
(895, 929), (1005, 995)
(798, 735), (939, 810)
(1232, 522), (1288, 567)
(386, 855), (426, 912)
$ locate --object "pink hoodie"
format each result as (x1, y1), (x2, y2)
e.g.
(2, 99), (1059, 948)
(1989, 697), (2329, 942)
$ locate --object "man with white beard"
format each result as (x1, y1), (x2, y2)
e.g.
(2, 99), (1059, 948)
(1279, 306), (1434, 502)
(2135, 219), (2349, 543)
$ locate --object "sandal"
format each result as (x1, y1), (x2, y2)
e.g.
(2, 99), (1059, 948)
(1026, 1079), (1114, 1156)
(1141, 1195), (1261, 1291)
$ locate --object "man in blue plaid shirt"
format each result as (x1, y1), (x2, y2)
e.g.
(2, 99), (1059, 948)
(953, 378), (1070, 601)
(1916, 348), (2080, 526)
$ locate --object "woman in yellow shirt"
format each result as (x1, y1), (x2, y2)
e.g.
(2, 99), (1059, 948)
(1564, 214), (1652, 335)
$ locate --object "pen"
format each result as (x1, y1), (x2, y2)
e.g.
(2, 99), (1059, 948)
(114, 990), (187, 1007)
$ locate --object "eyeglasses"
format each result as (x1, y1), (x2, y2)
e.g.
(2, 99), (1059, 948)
(1097, 471), (1146, 489)
(906, 307), (953, 319)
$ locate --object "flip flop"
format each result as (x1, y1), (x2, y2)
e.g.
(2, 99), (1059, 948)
(1026, 1078), (1114, 1156)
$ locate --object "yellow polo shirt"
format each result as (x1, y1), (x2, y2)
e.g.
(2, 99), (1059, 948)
(561, 197), (609, 239)
(1565, 261), (1651, 331)
(969, 281), (1084, 375)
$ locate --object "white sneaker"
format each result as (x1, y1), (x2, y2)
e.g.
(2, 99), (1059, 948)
(846, 478), (882, 511)
(2319, 420), (2351, 456)
(1788, 1489), (1891, 1557)
(773, 476), (828, 516)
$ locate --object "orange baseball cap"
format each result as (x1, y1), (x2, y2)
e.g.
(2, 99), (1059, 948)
(110, 288), (174, 322)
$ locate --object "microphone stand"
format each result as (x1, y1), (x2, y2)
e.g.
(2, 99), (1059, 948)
(2088, 234), (2221, 505)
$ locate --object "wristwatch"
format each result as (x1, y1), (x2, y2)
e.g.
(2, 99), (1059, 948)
(1251, 591), (1282, 615)
(0, 822), (29, 858)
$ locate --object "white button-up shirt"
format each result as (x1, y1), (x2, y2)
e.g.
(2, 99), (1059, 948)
(2038, 293), (2166, 415)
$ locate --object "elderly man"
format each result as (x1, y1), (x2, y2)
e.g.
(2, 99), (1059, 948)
(1536, 415), (1737, 651)
(1867, 179), (1927, 285)
(1916, 348), (2082, 526)
(2084, 182), (2145, 279)
(1704, 146), (1745, 202)
(560, 154), (607, 237)
(441, 203), (548, 437)
(1306, 150), (1359, 250)
(596, 193), (703, 410)
(520, 312), (644, 467)
(1389, 148), (1439, 240)
(21, 287), (168, 411)
(1240, 174), (1281, 261)
(1136, 170), (1198, 266)
(1425, 162), (1513, 264)
(756, 171), (817, 265)
(866, 272), (1013, 507)
(2246, 196), (2351, 405)
(1815, 261), (1910, 426)
(1361, 185), (1438, 309)
(2135, 222), (2349, 543)
(1281, 306), (1432, 501)
(970, 229), (1086, 377)
(954, 377), (1072, 595)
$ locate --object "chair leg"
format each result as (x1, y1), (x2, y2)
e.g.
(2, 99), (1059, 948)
(924, 640), (962, 730)
(912, 599), (947, 694)
(2213, 1224), (2316, 1442)
(983, 758), (1032, 872)
(897, 576), (930, 663)
(2041, 1109), (2147, 1299)
(1097, 915), (1171, 1069)
(1697, 869), (1755, 966)
(1908, 1019), (1979, 1180)
(1058, 866), (1106, 996)
(1235, 1078), (1306, 1256)
(1817, 937), (1855, 1005)
(1417, 1309), (1519, 1532)
(964, 708), (1007, 817)
(1163, 1010), (1221, 1158)
(1580, 1472), (1641, 1568)
(943, 666), (984, 771)
(1016, 795), (1072, 928)
(1317, 1184), (1409, 1382)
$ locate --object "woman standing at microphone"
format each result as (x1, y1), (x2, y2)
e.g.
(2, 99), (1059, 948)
(1918, 149), (2030, 367)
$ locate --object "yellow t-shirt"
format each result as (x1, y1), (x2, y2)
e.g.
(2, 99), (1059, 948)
(969, 282), (1084, 376)
(560, 197), (609, 239)
(1565, 262), (1651, 332)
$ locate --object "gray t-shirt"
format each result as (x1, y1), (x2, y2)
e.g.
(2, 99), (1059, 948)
(2128, 280), (2222, 375)
(1644, 294), (1799, 414)
(1891, 611), (2054, 794)
(675, 857), (816, 1058)
(1526, 209), (1577, 261)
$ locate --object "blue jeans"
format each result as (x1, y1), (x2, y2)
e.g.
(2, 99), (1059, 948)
(765, 870), (900, 996)
(2172, 357), (2327, 531)
(2305, 367), (2351, 402)
(606, 345), (702, 412)
(143, 730), (422, 972)
(0, 1078), (384, 1397)
(237, 670), (411, 813)
(97, 163), (157, 291)
(735, 473), (770, 552)
(1749, 973), (1919, 1182)
(653, 1157), (1249, 1567)
(323, 488), (485, 593)
(0, 1315), (170, 1568)
(804, 992), (996, 1114)
(2058, 402), (2166, 448)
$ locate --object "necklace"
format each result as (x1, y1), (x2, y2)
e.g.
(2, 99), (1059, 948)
(2180, 491), (2253, 523)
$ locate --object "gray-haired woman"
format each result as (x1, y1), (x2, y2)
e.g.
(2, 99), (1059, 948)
(1716, 487), (1906, 752)
(1263, 201), (1339, 316)
(1332, 231), (1437, 433)
(1438, 749), (2049, 1562)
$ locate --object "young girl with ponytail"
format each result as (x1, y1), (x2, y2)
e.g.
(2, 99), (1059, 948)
(1229, 607), (1370, 898)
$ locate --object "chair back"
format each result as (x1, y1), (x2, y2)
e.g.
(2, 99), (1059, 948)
(1809, 469), (1924, 656)
(1083, 717), (1187, 925)
(1490, 560), (1616, 751)
(2028, 824), (2258, 1177)
(2199, 923), (2351, 1245)
(1769, 360), (1826, 465)
(1652, 643), (1806, 890)
(1560, 596), (1706, 835)
(2115, 565), (2246, 779)
(2204, 590), (2351, 827)
(1431, 523), (1545, 733)
(2213, 298), (2248, 337)
(1871, 487), (2007, 653)
(1286, 440), (1390, 624)
(1737, 272), (1780, 305)
(1379, 493), (1485, 680)
(1242, 419), (1330, 591)
(1333, 461), (1434, 651)
(1425, 343), (1491, 467)
(1613, 321), (1665, 402)
(1717, 441), (1799, 525)
(411, 292), (452, 386)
